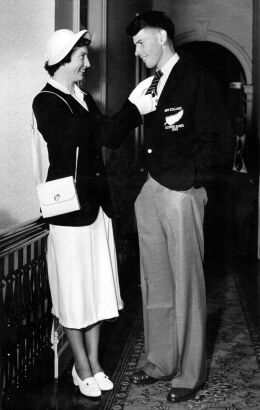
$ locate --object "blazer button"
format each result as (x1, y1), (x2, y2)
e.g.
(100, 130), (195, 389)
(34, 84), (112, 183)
(147, 148), (152, 154)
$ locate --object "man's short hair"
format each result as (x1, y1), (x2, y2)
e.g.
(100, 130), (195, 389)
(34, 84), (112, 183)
(126, 10), (175, 44)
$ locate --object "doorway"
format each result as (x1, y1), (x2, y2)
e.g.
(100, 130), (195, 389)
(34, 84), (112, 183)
(178, 41), (246, 117)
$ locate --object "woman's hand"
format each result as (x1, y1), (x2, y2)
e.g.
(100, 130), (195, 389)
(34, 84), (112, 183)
(129, 94), (158, 115)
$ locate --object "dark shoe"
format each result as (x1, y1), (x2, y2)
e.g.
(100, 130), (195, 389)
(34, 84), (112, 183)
(167, 387), (199, 403)
(132, 370), (157, 385)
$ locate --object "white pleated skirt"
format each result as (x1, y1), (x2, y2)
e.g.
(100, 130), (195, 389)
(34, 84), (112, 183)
(46, 207), (123, 329)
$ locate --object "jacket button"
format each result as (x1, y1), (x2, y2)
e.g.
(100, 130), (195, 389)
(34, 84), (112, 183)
(147, 148), (152, 154)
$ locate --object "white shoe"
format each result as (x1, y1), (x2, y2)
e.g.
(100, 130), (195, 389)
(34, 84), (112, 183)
(72, 365), (101, 398)
(94, 372), (114, 391)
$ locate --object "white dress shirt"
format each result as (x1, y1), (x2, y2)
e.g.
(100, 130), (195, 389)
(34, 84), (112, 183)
(156, 52), (180, 97)
(129, 52), (180, 102)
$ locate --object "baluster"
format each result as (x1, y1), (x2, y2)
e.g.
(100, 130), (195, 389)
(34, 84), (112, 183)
(39, 254), (49, 349)
(22, 262), (32, 380)
(0, 257), (8, 407)
(3, 253), (18, 401)
(34, 243), (41, 359)
(5, 258), (16, 322)
(3, 350), (13, 404)
(14, 251), (24, 320)
(31, 246), (40, 365)
(13, 269), (21, 391)
(38, 255), (46, 348)
(16, 249), (26, 385)
(23, 264), (32, 315)
(36, 243), (44, 354)
(30, 243), (37, 365)
(0, 220), (50, 402)
(26, 256), (35, 374)
(3, 322), (17, 403)
(0, 257), (8, 330)
(17, 324), (26, 385)
(41, 236), (52, 351)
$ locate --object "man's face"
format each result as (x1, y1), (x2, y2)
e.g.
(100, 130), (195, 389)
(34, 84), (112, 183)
(133, 28), (163, 69)
(64, 46), (90, 83)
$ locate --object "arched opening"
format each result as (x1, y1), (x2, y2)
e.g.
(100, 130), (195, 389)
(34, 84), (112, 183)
(177, 41), (247, 117)
(175, 41), (257, 267)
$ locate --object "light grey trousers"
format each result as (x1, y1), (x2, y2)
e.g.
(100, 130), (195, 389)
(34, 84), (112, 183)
(134, 176), (207, 389)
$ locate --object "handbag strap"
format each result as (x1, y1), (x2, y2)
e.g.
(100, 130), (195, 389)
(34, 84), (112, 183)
(39, 90), (73, 113)
(74, 147), (79, 183)
(37, 90), (79, 182)
(31, 112), (45, 186)
(32, 111), (79, 185)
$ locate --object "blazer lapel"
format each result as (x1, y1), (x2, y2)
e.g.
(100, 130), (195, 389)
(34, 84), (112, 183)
(158, 56), (187, 106)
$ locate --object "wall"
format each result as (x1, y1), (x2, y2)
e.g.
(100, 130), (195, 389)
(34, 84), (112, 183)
(105, 0), (252, 125)
(106, 0), (153, 115)
(0, 0), (254, 231)
(153, 0), (252, 83)
(83, 0), (107, 110)
(0, 0), (55, 231)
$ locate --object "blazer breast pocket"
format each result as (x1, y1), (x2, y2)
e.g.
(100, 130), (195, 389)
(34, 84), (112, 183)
(163, 106), (184, 132)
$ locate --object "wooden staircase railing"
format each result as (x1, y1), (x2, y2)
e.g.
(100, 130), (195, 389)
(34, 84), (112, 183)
(0, 218), (51, 407)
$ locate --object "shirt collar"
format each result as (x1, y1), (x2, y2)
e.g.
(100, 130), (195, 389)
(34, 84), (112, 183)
(160, 52), (180, 77)
(48, 78), (71, 94)
(236, 133), (246, 142)
(48, 78), (82, 96)
(48, 78), (88, 110)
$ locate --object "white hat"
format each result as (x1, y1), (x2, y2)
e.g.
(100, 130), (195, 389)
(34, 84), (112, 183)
(46, 29), (91, 66)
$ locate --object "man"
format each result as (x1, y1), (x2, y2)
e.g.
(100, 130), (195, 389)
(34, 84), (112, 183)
(126, 10), (233, 403)
(228, 116), (257, 258)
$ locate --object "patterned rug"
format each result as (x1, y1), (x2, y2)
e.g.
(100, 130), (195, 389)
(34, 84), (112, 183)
(103, 270), (260, 410)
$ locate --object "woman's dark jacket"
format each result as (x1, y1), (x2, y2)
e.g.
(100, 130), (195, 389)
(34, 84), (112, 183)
(32, 83), (142, 226)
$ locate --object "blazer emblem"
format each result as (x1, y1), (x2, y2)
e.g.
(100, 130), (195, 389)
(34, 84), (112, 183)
(164, 108), (184, 131)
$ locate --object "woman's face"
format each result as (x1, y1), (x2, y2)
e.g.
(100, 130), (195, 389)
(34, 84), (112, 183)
(65, 46), (90, 83)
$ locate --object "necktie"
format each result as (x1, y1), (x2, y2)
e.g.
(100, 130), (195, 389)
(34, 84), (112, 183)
(145, 70), (163, 96)
(234, 137), (243, 171)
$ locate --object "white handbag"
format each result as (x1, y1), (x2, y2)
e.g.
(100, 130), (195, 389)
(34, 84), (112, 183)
(32, 114), (81, 218)
(36, 172), (80, 218)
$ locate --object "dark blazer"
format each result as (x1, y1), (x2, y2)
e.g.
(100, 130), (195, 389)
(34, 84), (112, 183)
(143, 55), (234, 191)
(32, 83), (142, 226)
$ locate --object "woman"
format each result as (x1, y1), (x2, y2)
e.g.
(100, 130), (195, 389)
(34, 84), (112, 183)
(33, 29), (155, 398)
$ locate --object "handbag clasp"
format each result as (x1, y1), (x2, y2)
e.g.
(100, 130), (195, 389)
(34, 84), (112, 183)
(54, 194), (61, 201)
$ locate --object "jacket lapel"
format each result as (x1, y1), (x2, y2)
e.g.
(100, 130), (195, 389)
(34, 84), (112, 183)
(158, 56), (187, 106)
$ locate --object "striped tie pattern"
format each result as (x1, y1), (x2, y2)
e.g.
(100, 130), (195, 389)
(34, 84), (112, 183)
(145, 70), (163, 96)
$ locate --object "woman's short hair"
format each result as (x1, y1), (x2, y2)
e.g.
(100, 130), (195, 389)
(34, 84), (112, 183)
(44, 35), (91, 77)
(126, 10), (175, 45)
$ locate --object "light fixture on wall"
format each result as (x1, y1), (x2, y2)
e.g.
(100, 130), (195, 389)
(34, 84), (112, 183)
(229, 82), (242, 89)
